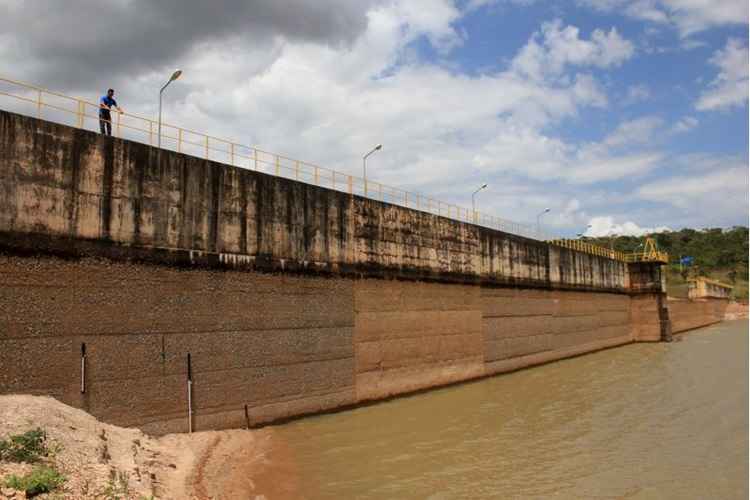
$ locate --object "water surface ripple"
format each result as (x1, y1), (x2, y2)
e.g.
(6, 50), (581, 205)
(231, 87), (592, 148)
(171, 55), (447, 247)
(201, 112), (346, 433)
(272, 320), (748, 499)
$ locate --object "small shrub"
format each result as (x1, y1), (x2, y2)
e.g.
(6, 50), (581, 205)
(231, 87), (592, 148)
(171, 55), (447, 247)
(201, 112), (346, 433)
(4, 465), (66, 497)
(0, 428), (49, 463)
(101, 470), (130, 500)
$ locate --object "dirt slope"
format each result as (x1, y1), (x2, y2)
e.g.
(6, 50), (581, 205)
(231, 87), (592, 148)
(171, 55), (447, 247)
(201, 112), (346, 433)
(0, 395), (290, 499)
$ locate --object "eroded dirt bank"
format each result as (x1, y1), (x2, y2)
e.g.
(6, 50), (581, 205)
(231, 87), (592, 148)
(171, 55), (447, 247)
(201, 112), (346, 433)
(0, 395), (296, 499)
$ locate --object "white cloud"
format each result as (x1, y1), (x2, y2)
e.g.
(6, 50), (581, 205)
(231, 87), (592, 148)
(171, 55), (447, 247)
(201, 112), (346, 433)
(577, 0), (748, 36)
(696, 38), (749, 111)
(636, 163), (748, 226)
(585, 216), (670, 236)
(512, 20), (634, 81)
(671, 116), (699, 133)
(146, 11), (640, 202)
(664, 0), (749, 36)
(603, 116), (664, 147)
(624, 83), (651, 104)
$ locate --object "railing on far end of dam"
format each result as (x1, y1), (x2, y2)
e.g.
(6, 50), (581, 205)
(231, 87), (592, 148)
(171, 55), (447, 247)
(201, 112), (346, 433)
(548, 239), (669, 264)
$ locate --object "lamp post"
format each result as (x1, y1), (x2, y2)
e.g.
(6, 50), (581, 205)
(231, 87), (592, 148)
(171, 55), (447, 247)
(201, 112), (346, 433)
(471, 183), (487, 223)
(362, 144), (382, 197)
(158, 69), (182, 150)
(471, 183), (488, 213)
(536, 207), (550, 235)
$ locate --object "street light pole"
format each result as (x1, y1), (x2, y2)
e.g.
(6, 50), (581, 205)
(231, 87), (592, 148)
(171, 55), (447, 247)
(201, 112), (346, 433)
(471, 183), (488, 213)
(471, 183), (488, 222)
(536, 207), (550, 236)
(158, 69), (182, 151)
(362, 144), (382, 197)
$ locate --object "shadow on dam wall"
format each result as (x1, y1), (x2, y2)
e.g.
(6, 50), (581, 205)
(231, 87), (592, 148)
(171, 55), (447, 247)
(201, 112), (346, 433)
(0, 109), (728, 434)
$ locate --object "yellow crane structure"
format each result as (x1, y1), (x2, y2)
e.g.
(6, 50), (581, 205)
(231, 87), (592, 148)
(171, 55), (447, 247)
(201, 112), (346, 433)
(625, 236), (669, 263)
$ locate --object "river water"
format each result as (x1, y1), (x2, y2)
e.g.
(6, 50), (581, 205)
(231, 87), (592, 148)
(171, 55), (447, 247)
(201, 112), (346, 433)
(270, 320), (748, 499)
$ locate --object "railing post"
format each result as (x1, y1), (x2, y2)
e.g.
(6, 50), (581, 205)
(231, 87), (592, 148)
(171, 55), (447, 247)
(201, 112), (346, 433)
(314, 166), (319, 185)
(331, 170), (335, 189)
(295, 161), (300, 181)
(116, 110), (121, 137)
(76, 100), (84, 129)
(230, 143), (235, 166)
(178, 128), (183, 153)
(254, 149), (259, 170)
(347, 176), (353, 195)
(275, 156), (280, 176)
(37, 90), (42, 119)
(149, 121), (153, 146)
(205, 136), (209, 159)
(379, 183), (383, 202)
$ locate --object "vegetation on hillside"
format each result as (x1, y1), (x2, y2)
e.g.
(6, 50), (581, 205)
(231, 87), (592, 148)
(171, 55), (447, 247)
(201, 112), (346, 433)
(584, 226), (749, 300)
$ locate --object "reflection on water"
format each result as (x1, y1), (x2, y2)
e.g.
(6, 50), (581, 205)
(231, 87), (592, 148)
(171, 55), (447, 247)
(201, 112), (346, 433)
(272, 321), (748, 499)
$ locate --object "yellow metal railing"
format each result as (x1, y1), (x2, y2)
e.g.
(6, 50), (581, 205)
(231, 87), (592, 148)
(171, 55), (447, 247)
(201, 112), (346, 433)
(548, 239), (669, 264)
(623, 251), (669, 263)
(548, 239), (627, 261)
(688, 277), (732, 290)
(0, 75), (549, 241)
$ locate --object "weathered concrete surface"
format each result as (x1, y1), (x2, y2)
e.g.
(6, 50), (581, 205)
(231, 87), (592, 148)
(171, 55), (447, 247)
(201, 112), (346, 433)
(630, 293), (670, 342)
(0, 254), (355, 434)
(688, 277), (732, 299)
(0, 110), (684, 434)
(354, 280), (484, 401)
(482, 288), (632, 374)
(668, 297), (728, 334)
(1, 252), (643, 433)
(0, 109), (627, 291)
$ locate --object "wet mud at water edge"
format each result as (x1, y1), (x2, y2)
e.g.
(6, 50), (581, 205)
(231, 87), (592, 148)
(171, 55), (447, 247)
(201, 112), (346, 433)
(264, 320), (748, 499)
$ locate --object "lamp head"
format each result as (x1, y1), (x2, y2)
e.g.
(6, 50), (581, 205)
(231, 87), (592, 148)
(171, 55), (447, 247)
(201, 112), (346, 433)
(375, 144), (382, 151)
(481, 183), (488, 189)
(170, 69), (183, 82)
(544, 208), (551, 213)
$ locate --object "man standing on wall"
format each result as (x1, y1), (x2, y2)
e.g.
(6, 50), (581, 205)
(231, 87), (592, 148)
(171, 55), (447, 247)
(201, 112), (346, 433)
(99, 88), (122, 136)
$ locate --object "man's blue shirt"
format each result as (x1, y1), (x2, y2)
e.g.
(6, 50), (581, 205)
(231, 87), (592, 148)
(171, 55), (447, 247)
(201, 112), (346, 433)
(100, 95), (117, 113)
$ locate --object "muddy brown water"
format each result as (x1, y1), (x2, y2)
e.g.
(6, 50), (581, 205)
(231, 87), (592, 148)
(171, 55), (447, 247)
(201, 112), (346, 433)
(269, 320), (748, 499)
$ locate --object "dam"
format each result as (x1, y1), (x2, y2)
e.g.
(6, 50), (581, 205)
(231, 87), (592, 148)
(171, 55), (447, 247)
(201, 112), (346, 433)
(0, 106), (729, 435)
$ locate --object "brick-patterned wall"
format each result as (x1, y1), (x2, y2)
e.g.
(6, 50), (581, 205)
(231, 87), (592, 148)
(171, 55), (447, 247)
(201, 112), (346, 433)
(629, 293), (666, 342)
(482, 288), (632, 374)
(353, 280), (484, 401)
(0, 254), (355, 434)
(1, 251), (722, 434)
(668, 298), (728, 334)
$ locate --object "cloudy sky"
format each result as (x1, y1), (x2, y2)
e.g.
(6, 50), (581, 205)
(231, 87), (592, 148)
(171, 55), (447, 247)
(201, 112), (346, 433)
(0, 0), (747, 237)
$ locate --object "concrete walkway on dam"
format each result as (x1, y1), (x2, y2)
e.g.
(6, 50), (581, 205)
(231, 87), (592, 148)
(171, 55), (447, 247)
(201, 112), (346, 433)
(0, 109), (731, 434)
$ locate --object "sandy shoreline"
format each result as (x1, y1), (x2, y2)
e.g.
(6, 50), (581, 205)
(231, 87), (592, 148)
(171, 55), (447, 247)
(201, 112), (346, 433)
(0, 395), (296, 499)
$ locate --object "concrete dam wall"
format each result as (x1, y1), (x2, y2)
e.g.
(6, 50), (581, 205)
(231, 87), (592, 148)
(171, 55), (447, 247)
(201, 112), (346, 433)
(0, 109), (719, 434)
(668, 298), (728, 334)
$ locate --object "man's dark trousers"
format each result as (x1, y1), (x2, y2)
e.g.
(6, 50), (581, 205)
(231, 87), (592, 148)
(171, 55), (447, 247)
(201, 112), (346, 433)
(99, 110), (112, 135)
